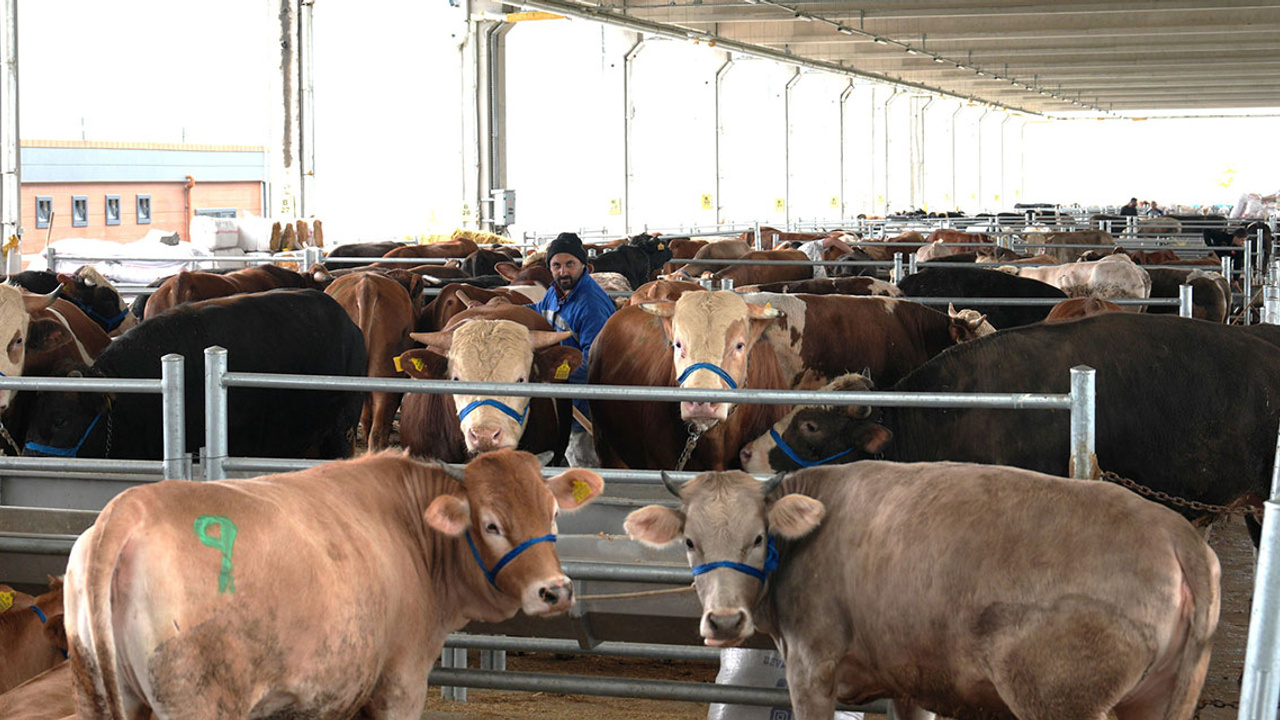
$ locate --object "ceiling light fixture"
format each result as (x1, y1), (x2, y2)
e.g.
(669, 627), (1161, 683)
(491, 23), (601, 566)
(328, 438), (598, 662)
(837, 26), (854, 35)
(795, 12), (813, 21)
(933, 55), (945, 63)
(873, 36), (887, 45)
(906, 47), (919, 55)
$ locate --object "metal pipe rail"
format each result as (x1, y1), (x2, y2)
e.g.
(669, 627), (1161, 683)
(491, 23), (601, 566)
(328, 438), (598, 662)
(445, 635), (722, 662)
(204, 347), (1096, 482)
(901, 296), (1179, 307)
(0, 355), (188, 479)
(425, 668), (885, 713)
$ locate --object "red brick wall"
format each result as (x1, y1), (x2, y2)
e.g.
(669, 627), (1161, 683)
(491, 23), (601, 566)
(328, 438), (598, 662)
(18, 180), (263, 255)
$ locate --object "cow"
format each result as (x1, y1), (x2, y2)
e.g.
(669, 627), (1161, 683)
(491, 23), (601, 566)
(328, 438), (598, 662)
(588, 291), (790, 471)
(923, 228), (991, 249)
(6, 268), (134, 337)
(896, 266), (1067, 329)
(0, 662), (79, 720)
(739, 293), (993, 389)
(419, 283), (519, 333)
(736, 276), (901, 297)
(624, 463), (1219, 720)
(1019, 229), (1115, 263)
(0, 285), (63, 410)
(667, 239), (752, 277)
(325, 272), (417, 451)
(62, 449), (603, 719)
(587, 233), (674, 289)
(374, 237), (480, 269)
(396, 300), (580, 462)
(740, 313), (1280, 545)
(1147, 268), (1231, 322)
(852, 231), (926, 262)
(1044, 297), (1125, 323)
(628, 279), (706, 306)
(0, 577), (66, 694)
(143, 264), (321, 319)
(711, 249), (811, 287)
(1005, 253), (1151, 309)
(323, 241), (406, 269)
(23, 289), (366, 461)
(739, 227), (826, 251)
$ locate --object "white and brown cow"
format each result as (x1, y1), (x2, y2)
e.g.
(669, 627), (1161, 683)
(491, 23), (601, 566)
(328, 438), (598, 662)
(0, 284), (64, 409)
(626, 463), (1219, 720)
(1004, 253), (1151, 309)
(64, 449), (603, 719)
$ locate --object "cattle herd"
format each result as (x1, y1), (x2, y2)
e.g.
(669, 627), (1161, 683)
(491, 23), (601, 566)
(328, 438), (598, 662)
(0, 220), (1277, 719)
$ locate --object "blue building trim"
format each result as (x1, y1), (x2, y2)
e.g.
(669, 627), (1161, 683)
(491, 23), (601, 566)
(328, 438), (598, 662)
(20, 146), (266, 183)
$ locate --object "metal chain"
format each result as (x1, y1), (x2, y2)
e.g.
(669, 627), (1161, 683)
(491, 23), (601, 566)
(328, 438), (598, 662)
(0, 420), (17, 456)
(104, 409), (113, 458)
(1099, 470), (1265, 522)
(674, 425), (704, 472)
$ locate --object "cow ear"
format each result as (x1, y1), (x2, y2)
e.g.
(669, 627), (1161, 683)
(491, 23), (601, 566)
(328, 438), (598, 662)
(529, 331), (572, 351)
(425, 495), (470, 537)
(624, 505), (685, 547)
(25, 318), (72, 354)
(395, 349), (448, 379)
(768, 494), (825, 540)
(410, 330), (454, 351)
(854, 423), (893, 453)
(638, 301), (676, 319)
(494, 261), (519, 282)
(43, 612), (68, 651)
(455, 289), (483, 309)
(533, 347), (582, 383)
(546, 468), (604, 511)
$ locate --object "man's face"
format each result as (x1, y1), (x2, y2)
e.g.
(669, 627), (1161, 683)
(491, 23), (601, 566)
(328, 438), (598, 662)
(550, 253), (586, 291)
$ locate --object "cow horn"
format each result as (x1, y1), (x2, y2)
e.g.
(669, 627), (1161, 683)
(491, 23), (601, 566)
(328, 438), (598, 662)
(535, 451), (555, 467)
(437, 461), (467, 484)
(760, 472), (787, 497)
(660, 471), (687, 498)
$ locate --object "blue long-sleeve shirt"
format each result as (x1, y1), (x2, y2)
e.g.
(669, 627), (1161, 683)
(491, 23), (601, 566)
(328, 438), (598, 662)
(533, 272), (616, 423)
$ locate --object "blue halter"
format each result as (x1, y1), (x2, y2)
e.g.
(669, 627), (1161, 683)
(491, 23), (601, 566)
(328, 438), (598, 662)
(29, 606), (69, 659)
(691, 535), (779, 582)
(676, 362), (738, 390)
(24, 413), (102, 457)
(457, 398), (529, 426)
(71, 299), (129, 332)
(769, 427), (856, 468)
(466, 530), (557, 588)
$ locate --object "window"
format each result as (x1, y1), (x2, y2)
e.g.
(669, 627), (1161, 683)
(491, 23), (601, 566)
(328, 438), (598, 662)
(136, 194), (151, 224)
(105, 195), (121, 226)
(35, 196), (52, 229)
(72, 196), (88, 227)
(194, 208), (237, 219)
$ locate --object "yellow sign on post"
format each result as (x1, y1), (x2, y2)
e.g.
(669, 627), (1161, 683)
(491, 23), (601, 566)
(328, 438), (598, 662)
(829, 196), (840, 209)
(701, 194), (713, 210)
(608, 199), (622, 216)
(774, 198), (786, 212)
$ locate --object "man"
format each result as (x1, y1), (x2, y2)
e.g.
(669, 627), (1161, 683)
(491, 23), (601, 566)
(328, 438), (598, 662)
(534, 232), (616, 466)
(1119, 198), (1139, 216)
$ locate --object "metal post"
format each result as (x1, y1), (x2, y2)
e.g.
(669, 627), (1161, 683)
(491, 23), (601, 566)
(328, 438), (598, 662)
(699, 277), (714, 290)
(1069, 366), (1096, 480)
(480, 648), (507, 671)
(0, 0), (18, 277)
(908, 253), (919, 276)
(441, 647), (468, 701)
(45, 246), (56, 274)
(1265, 284), (1280, 325)
(1245, 239), (1256, 325)
(302, 245), (323, 270)
(1179, 284), (1193, 318)
(1238, 499), (1280, 720)
(892, 253), (904, 284)
(1271, 423), (1280, 500)
(204, 346), (228, 482)
(753, 220), (761, 251)
(719, 277), (734, 291)
(160, 354), (188, 480)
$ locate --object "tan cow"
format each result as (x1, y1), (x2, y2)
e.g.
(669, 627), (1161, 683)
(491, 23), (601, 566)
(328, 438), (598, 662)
(0, 662), (77, 720)
(1006, 253), (1151, 309)
(0, 578), (66, 694)
(64, 449), (603, 719)
(625, 463), (1219, 720)
(1019, 229), (1115, 263)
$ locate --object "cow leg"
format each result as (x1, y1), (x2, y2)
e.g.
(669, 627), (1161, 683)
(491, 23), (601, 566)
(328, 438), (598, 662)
(779, 649), (839, 720)
(890, 700), (936, 720)
(552, 397), (572, 466)
(367, 391), (402, 452)
(359, 397), (373, 446)
(357, 671), (429, 720)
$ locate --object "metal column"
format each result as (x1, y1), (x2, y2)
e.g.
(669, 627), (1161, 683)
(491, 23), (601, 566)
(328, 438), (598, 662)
(1069, 366), (1096, 480)
(1239, 497), (1280, 720)
(714, 58), (734, 226)
(160, 354), (189, 480)
(205, 347), (229, 482)
(0, 0), (19, 273)
(297, 0), (315, 218)
(838, 82), (854, 223)
(783, 70), (801, 229)
(622, 38), (645, 235)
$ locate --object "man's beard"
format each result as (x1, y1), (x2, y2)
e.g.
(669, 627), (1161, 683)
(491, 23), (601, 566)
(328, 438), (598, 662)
(557, 275), (577, 291)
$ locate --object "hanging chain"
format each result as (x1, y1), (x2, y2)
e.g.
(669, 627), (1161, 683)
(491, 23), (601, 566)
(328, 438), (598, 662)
(0, 420), (18, 456)
(1099, 470), (1265, 522)
(104, 410), (113, 458)
(674, 425), (704, 472)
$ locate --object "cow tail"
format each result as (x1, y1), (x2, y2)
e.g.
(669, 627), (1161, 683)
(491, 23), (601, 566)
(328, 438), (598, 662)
(1162, 535), (1222, 720)
(70, 503), (139, 719)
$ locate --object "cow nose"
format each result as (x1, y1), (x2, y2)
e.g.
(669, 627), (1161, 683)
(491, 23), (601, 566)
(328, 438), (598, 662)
(467, 425), (504, 449)
(681, 401), (722, 418)
(539, 580), (573, 607)
(706, 610), (745, 634)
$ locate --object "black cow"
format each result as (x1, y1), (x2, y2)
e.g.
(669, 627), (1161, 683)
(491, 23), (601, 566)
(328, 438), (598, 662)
(325, 241), (407, 269)
(896, 266), (1067, 329)
(588, 233), (674, 289)
(743, 313), (1280, 544)
(459, 248), (515, 278)
(24, 289), (366, 461)
(5, 269), (133, 335)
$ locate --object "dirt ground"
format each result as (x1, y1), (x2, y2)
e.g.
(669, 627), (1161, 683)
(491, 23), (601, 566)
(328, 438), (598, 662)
(419, 516), (1257, 720)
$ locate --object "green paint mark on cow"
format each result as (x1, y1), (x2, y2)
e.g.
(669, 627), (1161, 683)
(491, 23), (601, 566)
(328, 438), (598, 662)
(193, 515), (238, 594)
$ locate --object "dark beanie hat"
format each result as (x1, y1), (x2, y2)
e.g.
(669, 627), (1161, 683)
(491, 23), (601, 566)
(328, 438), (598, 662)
(546, 232), (588, 265)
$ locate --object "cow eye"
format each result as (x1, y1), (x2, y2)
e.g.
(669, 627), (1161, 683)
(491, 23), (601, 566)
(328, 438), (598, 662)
(485, 523), (500, 536)
(735, 342), (745, 351)
(801, 421), (819, 434)
(753, 534), (763, 546)
(684, 538), (695, 550)
(673, 340), (682, 350)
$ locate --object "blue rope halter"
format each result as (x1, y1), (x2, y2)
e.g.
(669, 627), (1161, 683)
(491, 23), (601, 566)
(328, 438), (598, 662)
(29, 606), (69, 659)
(769, 427), (856, 468)
(466, 530), (556, 588)
(691, 535), (779, 582)
(676, 362), (738, 389)
(457, 398), (529, 426)
(71, 299), (129, 332)
(24, 413), (102, 457)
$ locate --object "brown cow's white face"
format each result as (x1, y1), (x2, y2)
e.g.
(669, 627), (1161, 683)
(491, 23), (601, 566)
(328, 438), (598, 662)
(0, 285), (60, 409)
(625, 471), (824, 646)
(412, 320), (569, 455)
(641, 291), (781, 429)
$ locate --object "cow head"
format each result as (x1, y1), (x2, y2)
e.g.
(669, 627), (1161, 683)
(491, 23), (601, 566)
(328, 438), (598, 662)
(0, 284), (62, 409)
(426, 449), (603, 615)
(639, 291), (781, 429)
(739, 373), (892, 473)
(625, 470), (824, 646)
(947, 304), (995, 341)
(402, 319), (579, 455)
(23, 375), (111, 458)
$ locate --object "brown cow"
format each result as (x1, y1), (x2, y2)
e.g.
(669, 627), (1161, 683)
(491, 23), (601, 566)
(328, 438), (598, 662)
(625, 462), (1218, 720)
(740, 293), (993, 389)
(0, 578), (65, 694)
(1044, 297), (1125, 323)
(325, 273), (417, 451)
(1147, 268), (1231, 323)
(628, 279), (706, 306)
(588, 292), (790, 470)
(852, 231), (926, 261)
(0, 285), (62, 409)
(144, 264), (320, 319)
(397, 302), (580, 461)
(738, 227), (826, 251)
(63, 449), (603, 719)
(712, 249), (810, 287)
(375, 237), (479, 268)
(736, 277), (901, 296)
(667, 239), (752, 277)
(924, 228), (991, 248)
(0, 662), (77, 720)
(1020, 229), (1115, 263)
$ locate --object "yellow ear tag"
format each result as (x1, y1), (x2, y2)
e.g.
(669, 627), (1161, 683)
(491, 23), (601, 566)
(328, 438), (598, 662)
(571, 479), (592, 504)
(765, 302), (772, 309)
(657, 243), (665, 250)
(393, 356), (404, 373)
(0, 591), (12, 613)
(554, 361), (571, 380)
(412, 357), (425, 372)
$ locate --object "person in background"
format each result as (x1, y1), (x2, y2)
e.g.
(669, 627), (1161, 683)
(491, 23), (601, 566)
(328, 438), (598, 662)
(1119, 198), (1139, 216)
(533, 232), (616, 467)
